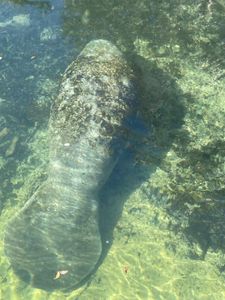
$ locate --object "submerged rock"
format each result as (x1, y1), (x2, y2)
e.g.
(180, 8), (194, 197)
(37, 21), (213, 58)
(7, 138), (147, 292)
(5, 136), (19, 157)
(4, 40), (136, 291)
(0, 127), (9, 140)
(40, 27), (57, 41)
(0, 14), (30, 28)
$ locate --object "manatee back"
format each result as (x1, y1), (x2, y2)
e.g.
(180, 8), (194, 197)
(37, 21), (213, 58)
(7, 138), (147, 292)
(49, 39), (136, 189)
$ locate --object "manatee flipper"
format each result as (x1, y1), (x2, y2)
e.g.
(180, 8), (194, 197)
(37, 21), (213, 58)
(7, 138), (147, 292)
(4, 40), (136, 291)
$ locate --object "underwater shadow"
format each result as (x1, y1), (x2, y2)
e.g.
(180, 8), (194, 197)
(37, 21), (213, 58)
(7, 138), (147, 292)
(88, 54), (187, 282)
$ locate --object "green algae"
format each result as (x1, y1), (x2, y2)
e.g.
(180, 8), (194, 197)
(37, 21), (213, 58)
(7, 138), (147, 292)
(1, 0), (225, 299)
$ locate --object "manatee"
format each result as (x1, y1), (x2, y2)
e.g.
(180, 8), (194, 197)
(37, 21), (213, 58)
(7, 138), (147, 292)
(4, 39), (136, 291)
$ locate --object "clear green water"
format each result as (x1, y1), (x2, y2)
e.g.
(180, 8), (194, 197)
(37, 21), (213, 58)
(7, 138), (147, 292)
(1, 1), (225, 299)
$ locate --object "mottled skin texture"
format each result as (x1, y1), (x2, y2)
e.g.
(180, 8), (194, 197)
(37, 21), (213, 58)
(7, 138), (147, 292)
(4, 40), (136, 291)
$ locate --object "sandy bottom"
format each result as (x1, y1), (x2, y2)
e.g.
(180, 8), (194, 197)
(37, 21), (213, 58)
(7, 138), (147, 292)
(1, 181), (225, 300)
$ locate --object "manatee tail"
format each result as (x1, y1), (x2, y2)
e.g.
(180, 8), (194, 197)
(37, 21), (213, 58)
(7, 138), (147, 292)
(4, 181), (102, 291)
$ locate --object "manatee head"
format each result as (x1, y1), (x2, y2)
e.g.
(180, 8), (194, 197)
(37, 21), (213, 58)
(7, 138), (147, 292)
(78, 39), (123, 62)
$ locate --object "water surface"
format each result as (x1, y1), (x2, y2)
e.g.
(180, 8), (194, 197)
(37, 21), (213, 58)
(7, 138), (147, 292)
(1, 1), (225, 299)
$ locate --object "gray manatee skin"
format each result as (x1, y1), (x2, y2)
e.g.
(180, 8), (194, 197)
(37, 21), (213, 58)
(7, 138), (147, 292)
(4, 40), (136, 291)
